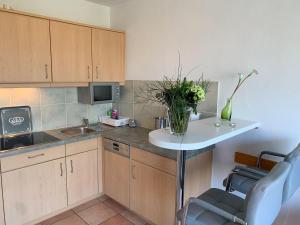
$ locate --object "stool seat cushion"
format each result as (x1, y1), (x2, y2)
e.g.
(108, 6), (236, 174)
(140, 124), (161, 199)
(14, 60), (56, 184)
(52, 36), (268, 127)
(179, 188), (244, 225)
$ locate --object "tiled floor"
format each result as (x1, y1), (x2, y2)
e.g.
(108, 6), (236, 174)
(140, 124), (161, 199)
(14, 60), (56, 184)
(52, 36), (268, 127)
(36, 196), (149, 225)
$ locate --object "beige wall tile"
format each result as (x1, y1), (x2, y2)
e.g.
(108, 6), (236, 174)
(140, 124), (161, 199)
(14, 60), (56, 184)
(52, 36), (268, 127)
(120, 80), (134, 103)
(197, 81), (219, 114)
(134, 103), (167, 129)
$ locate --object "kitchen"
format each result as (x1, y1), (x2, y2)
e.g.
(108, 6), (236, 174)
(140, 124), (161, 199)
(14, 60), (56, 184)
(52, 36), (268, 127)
(0, 0), (299, 225)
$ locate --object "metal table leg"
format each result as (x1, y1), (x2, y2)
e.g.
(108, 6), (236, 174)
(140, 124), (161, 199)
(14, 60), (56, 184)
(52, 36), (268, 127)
(175, 150), (186, 225)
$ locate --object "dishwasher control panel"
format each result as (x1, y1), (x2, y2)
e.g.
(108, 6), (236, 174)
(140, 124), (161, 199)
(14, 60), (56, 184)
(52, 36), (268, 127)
(103, 138), (130, 158)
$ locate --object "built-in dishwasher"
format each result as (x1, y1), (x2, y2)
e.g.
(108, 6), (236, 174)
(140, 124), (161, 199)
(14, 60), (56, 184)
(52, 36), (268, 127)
(103, 138), (130, 207)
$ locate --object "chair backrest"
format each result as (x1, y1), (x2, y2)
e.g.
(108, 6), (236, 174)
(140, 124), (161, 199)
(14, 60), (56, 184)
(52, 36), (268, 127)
(244, 161), (291, 225)
(283, 143), (300, 202)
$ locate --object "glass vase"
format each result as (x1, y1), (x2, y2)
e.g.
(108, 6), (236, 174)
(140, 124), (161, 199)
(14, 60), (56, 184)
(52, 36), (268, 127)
(221, 98), (232, 121)
(167, 107), (192, 135)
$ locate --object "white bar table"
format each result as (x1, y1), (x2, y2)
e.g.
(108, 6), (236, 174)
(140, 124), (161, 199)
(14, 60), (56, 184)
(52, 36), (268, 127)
(149, 117), (260, 224)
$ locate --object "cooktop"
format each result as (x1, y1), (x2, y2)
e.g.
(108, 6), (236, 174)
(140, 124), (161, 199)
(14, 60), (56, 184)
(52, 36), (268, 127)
(0, 132), (60, 152)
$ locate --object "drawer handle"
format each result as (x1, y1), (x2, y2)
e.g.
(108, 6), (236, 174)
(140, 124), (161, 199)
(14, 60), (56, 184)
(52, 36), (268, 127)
(70, 160), (74, 173)
(28, 153), (45, 159)
(132, 165), (136, 180)
(88, 66), (91, 79)
(96, 66), (100, 79)
(45, 64), (49, 79)
(60, 162), (63, 176)
(113, 143), (119, 147)
(113, 146), (119, 151)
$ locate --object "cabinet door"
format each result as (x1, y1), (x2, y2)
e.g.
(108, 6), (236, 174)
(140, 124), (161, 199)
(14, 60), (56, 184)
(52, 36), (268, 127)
(0, 11), (51, 83)
(98, 138), (104, 194)
(130, 160), (176, 225)
(92, 29), (125, 82)
(2, 158), (67, 225)
(0, 176), (4, 225)
(104, 150), (129, 207)
(66, 150), (98, 205)
(50, 21), (92, 82)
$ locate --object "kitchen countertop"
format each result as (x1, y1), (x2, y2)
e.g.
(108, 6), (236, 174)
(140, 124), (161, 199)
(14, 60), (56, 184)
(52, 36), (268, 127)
(0, 123), (213, 160)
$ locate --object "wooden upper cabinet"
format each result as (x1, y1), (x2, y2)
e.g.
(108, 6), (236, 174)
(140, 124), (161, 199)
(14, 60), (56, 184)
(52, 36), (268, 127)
(0, 11), (51, 83)
(92, 29), (125, 82)
(50, 21), (92, 83)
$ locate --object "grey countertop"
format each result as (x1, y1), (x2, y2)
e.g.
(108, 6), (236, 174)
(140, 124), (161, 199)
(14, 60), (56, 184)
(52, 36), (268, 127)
(0, 123), (213, 160)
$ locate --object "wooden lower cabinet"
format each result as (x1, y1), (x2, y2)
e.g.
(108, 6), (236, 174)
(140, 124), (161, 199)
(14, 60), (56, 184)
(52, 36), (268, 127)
(104, 150), (130, 207)
(66, 150), (98, 205)
(2, 158), (67, 225)
(0, 176), (5, 225)
(130, 160), (176, 225)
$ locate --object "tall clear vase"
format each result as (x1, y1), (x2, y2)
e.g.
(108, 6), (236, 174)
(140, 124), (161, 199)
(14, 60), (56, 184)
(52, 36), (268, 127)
(167, 107), (192, 136)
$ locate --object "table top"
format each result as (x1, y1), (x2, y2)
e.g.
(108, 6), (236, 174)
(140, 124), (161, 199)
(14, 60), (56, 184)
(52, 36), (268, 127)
(149, 117), (261, 151)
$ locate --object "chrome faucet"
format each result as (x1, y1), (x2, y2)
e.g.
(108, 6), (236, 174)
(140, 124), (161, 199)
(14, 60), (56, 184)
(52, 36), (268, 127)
(82, 118), (89, 127)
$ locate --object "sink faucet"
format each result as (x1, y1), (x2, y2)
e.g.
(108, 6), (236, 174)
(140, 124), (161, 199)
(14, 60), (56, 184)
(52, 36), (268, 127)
(82, 118), (89, 127)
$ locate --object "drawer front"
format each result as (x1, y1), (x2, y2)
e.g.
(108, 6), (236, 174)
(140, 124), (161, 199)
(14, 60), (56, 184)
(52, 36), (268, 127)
(131, 147), (176, 176)
(1, 145), (65, 172)
(103, 138), (129, 158)
(66, 138), (98, 156)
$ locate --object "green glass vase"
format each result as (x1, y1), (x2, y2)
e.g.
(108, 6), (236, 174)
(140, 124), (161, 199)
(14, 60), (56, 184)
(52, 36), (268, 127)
(221, 98), (232, 121)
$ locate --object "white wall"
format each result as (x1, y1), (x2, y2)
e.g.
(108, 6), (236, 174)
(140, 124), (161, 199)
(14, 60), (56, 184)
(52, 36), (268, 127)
(0, 0), (110, 27)
(111, 0), (300, 223)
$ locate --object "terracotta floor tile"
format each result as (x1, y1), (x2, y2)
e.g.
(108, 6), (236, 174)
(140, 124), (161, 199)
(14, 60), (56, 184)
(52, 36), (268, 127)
(51, 215), (87, 225)
(100, 215), (134, 225)
(40, 210), (75, 225)
(98, 195), (109, 202)
(121, 210), (147, 225)
(73, 199), (100, 213)
(77, 202), (117, 225)
(103, 198), (127, 213)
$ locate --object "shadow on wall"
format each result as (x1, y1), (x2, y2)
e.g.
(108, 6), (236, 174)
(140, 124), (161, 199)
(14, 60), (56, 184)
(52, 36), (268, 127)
(114, 80), (219, 129)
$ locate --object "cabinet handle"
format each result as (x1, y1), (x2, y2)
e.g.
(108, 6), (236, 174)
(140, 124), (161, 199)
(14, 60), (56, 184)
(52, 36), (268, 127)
(132, 165), (136, 179)
(45, 64), (49, 80)
(87, 66), (91, 80)
(28, 153), (45, 159)
(96, 66), (99, 79)
(70, 160), (74, 173)
(60, 162), (63, 176)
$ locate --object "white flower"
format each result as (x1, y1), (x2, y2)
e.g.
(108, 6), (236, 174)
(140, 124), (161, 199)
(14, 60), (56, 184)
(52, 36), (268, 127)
(252, 69), (259, 75)
(239, 73), (244, 80)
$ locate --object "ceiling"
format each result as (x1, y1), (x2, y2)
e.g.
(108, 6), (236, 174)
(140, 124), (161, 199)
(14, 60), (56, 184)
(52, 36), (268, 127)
(86, 0), (129, 6)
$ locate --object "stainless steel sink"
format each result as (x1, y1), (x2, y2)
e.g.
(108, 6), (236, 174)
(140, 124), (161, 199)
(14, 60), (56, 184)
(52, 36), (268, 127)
(60, 127), (96, 136)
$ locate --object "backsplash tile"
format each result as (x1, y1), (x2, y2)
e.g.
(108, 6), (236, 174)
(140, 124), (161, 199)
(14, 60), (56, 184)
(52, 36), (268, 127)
(41, 104), (66, 130)
(116, 80), (219, 130)
(66, 88), (78, 103)
(113, 102), (134, 119)
(66, 103), (88, 127)
(87, 104), (108, 123)
(134, 103), (166, 129)
(0, 88), (111, 131)
(40, 88), (66, 105)
(31, 106), (42, 131)
(119, 80), (134, 103)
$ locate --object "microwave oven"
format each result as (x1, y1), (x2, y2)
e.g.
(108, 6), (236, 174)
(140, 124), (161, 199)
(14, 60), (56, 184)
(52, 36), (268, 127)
(78, 83), (120, 104)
